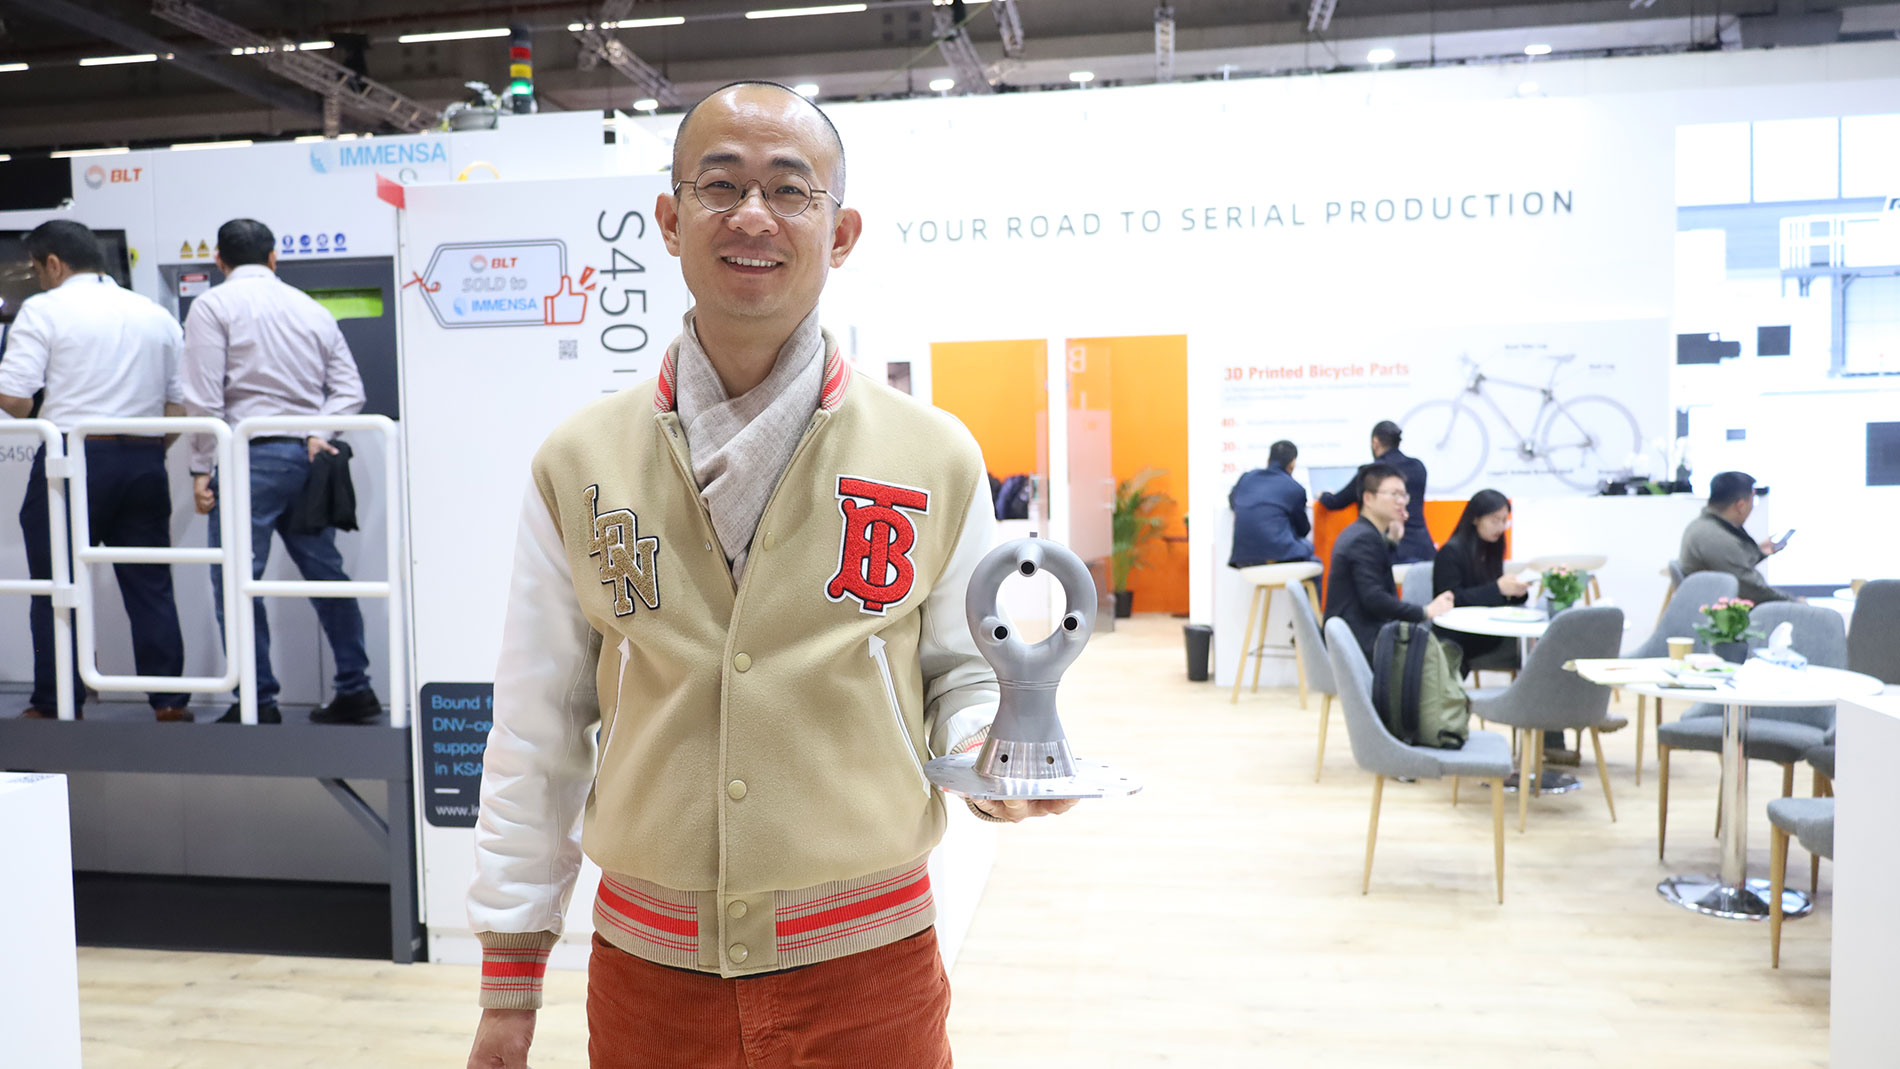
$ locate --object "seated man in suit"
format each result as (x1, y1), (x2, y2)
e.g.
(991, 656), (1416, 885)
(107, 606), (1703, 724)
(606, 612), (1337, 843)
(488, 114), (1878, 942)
(1228, 439), (1313, 566)
(1325, 463), (1453, 659)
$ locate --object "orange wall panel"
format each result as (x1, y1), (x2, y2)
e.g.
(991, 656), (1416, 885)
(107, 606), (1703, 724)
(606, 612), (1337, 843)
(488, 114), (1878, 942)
(929, 340), (1045, 480)
(1069, 335), (1190, 616)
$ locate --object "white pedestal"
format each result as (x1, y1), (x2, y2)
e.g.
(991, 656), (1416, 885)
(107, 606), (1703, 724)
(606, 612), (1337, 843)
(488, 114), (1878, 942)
(1832, 692), (1900, 1068)
(0, 772), (81, 1069)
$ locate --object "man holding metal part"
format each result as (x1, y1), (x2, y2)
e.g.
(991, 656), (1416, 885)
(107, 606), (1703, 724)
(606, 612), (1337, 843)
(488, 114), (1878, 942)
(466, 82), (1074, 1069)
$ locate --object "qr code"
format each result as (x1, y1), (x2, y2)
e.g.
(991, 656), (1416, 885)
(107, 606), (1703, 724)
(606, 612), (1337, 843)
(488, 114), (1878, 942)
(558, 339), (578, 361)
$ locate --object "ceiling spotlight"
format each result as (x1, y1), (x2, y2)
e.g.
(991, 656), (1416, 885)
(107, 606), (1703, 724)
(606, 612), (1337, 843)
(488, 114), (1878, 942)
(0, 62), (28, 73)
(170, 139), (254, 152)
(1069, 70), (1095, 84)
(929, 77), (955, 93)
(1524, 44), (1552, 56)
(1366, 47), (1396, 65)
(632, 97), (660, 111)
(792, 82), (820, 97)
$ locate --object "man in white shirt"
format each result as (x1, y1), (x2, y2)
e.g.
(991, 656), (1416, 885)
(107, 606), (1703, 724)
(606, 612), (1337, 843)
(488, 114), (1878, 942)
(181, 218), (376, 726)
(0, 220), (190, 721)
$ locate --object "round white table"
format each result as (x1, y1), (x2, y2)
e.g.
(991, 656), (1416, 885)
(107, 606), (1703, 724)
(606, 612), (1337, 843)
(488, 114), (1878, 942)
(1433, 605), (1583, 793)
(1618, 665), (1884, 920)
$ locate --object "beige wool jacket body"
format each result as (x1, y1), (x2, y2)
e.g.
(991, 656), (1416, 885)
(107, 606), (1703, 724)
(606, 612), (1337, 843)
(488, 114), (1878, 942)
(468, 348), (1000, 1007)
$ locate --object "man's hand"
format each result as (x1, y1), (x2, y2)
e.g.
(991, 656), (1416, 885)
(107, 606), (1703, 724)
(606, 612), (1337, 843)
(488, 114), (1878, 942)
(308, 435), (340, 462)
(1758, 538), (1778, 556)
(1423, 590), (1456, 620)
(971, 797), (1080, 822)
(467, 1007), (536, 1069)
(1498, 574), (1529, 598)
(1385, 518), (1405, 543)
(192, 474), (215, 515)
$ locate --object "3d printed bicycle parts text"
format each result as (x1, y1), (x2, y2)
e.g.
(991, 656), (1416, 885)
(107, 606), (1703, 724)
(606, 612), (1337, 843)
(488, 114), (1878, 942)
(923, 537), (1144, 801)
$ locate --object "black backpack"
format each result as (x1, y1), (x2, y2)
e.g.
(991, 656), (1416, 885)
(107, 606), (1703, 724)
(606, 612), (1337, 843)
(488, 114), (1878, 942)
(1371, 620), (1471, 750)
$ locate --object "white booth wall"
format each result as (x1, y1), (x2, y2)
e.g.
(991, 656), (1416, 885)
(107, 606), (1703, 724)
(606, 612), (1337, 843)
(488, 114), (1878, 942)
(632, 41), (1900, 686)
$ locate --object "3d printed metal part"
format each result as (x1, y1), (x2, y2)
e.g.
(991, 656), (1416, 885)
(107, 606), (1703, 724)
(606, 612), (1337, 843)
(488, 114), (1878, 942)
(924, 537), (1143, 801)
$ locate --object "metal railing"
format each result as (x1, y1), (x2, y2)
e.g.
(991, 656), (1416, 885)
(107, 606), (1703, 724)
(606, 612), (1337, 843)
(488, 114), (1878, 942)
(66, 418), (242, 700)
(229, 415), (408, 728)
(0, 420), (75, 718)
(1780, 212), (1892, 272)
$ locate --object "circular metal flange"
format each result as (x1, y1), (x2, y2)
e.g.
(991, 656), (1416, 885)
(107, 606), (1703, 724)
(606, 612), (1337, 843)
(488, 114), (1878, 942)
(925, 752), (1143, 801)
(1656, 875), (1811, 921)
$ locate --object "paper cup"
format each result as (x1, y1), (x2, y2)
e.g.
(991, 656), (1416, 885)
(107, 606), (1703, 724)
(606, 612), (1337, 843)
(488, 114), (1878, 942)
(1666, 637), (1694, 664)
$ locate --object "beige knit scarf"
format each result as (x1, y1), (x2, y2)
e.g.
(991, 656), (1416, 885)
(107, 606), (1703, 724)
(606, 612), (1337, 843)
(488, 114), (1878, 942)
(673, 307), (826, 582)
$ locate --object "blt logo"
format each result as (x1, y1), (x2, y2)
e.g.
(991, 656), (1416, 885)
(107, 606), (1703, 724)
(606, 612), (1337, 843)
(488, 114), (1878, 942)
(83, 165), (144, 189)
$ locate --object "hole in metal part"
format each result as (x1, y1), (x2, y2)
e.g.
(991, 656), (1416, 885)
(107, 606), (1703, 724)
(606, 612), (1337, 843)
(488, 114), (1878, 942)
(992, 625), (1009, 640)
(1062, 614), (1080, 631)
(1046, 755), (1056, 764)
(998, 753), (1009, 763)
(1019, 560), (1036, 576)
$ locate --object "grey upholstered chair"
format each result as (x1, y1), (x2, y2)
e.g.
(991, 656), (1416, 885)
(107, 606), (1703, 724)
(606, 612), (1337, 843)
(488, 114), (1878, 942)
(1400, 561), (1435, 609)
(1768, 796), (1834, 968)
(1324, 617), (1514, 903)
(1847, 579), (1900, 685)
(1469, 606), (1624, 831)
(1656, 602), (1846, 859)
(1287, 589), (1339, 782)
(1626, 571), (1740, 784)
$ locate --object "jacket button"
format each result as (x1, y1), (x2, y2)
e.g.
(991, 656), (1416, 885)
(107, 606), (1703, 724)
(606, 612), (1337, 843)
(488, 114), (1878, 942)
(705, 540), (713, 551)
(761, 531), (776, 551)
(734, 652), (751, 672)
(729, 943), (748, 964)
(728, 900), (747, 920)
(727, 779), (747, 801)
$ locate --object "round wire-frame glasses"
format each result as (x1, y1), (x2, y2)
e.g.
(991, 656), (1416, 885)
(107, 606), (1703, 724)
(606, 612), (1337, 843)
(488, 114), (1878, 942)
(674, 167), (842, 218)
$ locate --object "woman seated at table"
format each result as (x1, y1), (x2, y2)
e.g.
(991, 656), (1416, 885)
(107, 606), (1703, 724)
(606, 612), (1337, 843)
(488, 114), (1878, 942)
(1433, 489), (1530, 673)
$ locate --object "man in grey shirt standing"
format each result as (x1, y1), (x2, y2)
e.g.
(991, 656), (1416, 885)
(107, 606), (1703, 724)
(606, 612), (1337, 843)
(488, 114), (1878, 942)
(181, 218), (380, 725)
(1679, 470), (1788, 605)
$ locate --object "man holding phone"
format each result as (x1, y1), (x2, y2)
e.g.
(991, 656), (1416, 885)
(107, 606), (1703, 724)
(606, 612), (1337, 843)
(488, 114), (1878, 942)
(1680, 470), (1789, 604)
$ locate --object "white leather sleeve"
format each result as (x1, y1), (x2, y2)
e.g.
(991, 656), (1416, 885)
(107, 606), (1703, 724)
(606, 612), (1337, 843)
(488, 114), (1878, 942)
(467, 482), (602, 937)
(920, 471), (1001, 757)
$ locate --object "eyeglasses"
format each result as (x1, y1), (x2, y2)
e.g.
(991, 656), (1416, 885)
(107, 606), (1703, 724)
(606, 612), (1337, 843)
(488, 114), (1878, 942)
(674, 168), (842, 219)
(1378, 489), (1411, 502)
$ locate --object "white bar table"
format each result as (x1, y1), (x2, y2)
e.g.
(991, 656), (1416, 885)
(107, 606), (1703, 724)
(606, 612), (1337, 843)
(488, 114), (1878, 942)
(1615, 664), (1882, 920)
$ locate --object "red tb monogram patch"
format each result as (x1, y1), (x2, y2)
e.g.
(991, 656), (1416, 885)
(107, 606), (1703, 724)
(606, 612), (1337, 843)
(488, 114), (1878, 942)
(826, 476), (930, 615)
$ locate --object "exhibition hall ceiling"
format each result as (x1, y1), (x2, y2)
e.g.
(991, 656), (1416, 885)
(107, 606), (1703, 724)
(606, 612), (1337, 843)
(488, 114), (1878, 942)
(0, 0), (1897, 150)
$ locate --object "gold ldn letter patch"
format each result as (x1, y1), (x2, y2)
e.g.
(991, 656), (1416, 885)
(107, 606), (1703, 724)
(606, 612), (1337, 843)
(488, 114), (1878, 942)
(584, 484), (659, 616)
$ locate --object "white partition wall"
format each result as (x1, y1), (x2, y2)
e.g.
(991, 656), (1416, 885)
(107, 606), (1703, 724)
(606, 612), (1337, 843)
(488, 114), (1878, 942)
(0, 773), (81, 1069)
(1832, 692), (1900, 1068)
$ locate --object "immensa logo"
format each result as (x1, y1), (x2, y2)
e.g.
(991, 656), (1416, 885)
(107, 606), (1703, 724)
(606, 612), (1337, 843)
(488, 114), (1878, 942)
(309, 139), (449, 173)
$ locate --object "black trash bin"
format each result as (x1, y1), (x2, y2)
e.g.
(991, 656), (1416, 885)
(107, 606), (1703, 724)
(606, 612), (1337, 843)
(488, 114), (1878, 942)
(1183, 624), (1213, 682)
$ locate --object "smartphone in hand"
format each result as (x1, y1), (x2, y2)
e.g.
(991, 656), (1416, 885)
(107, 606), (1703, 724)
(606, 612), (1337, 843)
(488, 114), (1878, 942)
(1772, 528), (1796, 552)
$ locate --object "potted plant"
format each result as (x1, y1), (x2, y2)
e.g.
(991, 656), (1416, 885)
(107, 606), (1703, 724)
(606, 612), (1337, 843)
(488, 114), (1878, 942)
(1696, 596), (1764, 663)
(1110, 467), (1173, 618)
(1540, 564), (1587, 618)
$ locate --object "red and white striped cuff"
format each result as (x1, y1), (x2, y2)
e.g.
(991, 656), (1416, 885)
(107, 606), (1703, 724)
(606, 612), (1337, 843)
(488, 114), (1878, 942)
(476, 930), (560, 1010)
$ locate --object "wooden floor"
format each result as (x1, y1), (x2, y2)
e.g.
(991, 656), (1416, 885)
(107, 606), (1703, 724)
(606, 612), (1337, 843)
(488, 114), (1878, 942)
(75, 614), (1832, 1067)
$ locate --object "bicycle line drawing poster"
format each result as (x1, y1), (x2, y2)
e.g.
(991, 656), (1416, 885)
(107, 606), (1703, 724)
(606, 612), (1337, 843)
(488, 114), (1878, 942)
(1213, 317), (1669, 498)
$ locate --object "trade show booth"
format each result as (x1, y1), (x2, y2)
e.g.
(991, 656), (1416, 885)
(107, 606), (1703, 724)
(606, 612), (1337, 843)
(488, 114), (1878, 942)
(0, 38), (1895, 1024)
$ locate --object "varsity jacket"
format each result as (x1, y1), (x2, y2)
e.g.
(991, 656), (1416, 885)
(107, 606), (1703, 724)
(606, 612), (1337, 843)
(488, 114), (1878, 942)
(468, 345), (1001, 1009)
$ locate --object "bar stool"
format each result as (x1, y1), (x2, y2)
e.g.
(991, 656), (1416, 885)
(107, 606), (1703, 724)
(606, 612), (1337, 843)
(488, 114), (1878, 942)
(1230, 561), (1324, 705)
